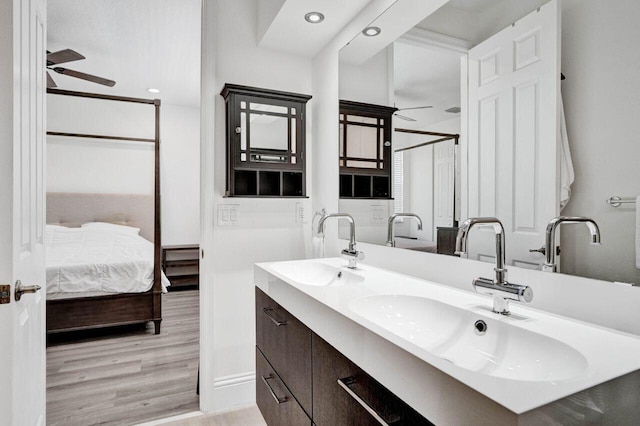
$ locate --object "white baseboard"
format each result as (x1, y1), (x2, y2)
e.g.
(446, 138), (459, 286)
(134, 411), (203, 426)
(213, 371), (256, 412)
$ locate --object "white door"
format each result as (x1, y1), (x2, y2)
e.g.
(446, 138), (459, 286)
(465, 0), (560, 269)
(0, 0), (47, 425)
(433, 140), (455, 236)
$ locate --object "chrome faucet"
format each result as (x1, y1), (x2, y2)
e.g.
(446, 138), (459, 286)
(455, 217), (533, 315)
(317, 213), (365, 269)
(386, 213), (423, 247)
(540, 216), (601, 272)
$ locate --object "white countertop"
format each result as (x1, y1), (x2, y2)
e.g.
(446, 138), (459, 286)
(255, 257), (640, 415)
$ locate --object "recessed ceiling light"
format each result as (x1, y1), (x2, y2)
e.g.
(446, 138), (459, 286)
(147, 88), (160, 94)
(362, 26), (381, 37)
(304, 12), (325, 24)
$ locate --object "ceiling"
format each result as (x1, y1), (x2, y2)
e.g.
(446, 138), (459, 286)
(393, 41), (461, 127)
(259, 0), (373, 57)
(48, 0), (201, 107)
(446, 0), (506, 12)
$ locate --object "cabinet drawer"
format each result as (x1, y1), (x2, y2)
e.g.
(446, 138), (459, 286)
(255, 288), (312, 416)
(256, 348), (312, 426)
(312, 334), (433, 426)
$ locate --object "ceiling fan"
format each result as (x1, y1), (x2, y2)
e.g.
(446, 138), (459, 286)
(46, 49), (116, 88)
(393, 105), (433, 122)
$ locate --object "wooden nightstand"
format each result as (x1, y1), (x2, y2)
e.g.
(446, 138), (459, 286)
(162, 244), (199, 290)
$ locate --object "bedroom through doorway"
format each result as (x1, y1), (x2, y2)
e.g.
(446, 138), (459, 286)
(44, 1), (202, 424)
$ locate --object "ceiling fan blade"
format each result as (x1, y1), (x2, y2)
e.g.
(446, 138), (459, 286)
(46, 71), (57, 88)
(394, 113), (417, 122)
(46, 49), (85, 66)
(397, 105), (433, 111)
(53, 67), (116, 87)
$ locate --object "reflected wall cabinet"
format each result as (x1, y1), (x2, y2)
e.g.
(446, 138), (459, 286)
(221, 84), (312, 197)
(339, 100), (397, 199)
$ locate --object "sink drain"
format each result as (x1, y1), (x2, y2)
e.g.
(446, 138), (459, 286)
(474, 320), (487, 336)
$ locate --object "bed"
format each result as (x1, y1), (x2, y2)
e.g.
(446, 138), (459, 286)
(46, 192), (165, 334)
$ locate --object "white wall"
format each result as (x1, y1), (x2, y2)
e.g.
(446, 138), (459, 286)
(339, 47), (391, 106)
(160, 104), (200, 245)
(47, 95), (155, 195)
(47, 96), (200, 244)
(560, 0), (640, 284)
(204, 0), (312, 412)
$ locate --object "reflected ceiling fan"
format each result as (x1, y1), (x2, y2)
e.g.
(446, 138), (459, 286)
(393, 105), (433, 122)
(46, 49), (116, 88)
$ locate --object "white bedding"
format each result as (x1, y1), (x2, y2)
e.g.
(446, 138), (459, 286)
(45, 224), (170, 296)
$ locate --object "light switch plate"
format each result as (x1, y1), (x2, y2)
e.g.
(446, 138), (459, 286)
(218, 205), (239, 226)
(295, 202), (306, 224)
(370, 205), (386, 224)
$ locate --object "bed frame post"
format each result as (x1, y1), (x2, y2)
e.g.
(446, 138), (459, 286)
(153, 99), (162, 334)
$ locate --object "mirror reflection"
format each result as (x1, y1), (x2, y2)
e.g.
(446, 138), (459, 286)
(338, 0), (640, 285)
(239, 101), (296, 163)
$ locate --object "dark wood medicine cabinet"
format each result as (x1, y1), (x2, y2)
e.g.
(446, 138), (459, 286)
(339, 100), (397, 199)
(221, 84), (311, 197)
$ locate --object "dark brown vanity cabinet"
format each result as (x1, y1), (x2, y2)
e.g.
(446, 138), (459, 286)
(256, 288), (312, 423)
(256, 348), (311, 426)
(313, 334), (433, 426)
(255, 287), (433, 426)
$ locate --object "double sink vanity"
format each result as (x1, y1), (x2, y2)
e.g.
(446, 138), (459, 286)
(255, 253), (640, 425)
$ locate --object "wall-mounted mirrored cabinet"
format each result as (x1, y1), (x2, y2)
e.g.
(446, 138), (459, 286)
(339, 100), (396, 199)
(221, 84), (311, 197)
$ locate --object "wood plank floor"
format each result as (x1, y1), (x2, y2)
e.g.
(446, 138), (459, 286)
(47, 290), (200, 426)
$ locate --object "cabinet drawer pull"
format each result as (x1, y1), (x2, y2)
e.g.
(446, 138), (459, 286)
(261, 374), (288, 404)
(263, 307), (287, 326)
(338, 377), (397, 426)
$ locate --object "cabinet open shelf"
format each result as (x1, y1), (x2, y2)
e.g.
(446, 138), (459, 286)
(233, 169), (304, 197)
(340, 174), (390, 199)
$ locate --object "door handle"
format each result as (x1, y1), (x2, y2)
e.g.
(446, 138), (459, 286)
(15, 280), (41, 301)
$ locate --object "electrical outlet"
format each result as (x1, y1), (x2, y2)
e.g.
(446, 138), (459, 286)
(295, 202), (306, 224)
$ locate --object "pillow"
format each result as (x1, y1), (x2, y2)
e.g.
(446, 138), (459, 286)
(46, 224), (70, 230)
(81, 222), (140, 236)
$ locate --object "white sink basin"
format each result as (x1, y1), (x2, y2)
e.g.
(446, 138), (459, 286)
(269, 261), (364, 287)
(348, 294), (588, 382)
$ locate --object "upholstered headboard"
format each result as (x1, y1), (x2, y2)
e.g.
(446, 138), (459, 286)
(46, 192), (155, 242)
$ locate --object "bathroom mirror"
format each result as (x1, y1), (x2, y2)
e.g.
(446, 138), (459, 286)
(338, 0), (640, 285)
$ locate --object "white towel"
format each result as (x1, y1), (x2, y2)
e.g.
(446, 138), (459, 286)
(559, 95), (575, 211)
(636, 195), (640, 268)
(310, 210), (326, 259)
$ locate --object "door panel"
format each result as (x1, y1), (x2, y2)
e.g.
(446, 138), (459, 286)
(0, 0), (47, 425)
(433, 140), (454, 236)
(466, 0), (560, 270)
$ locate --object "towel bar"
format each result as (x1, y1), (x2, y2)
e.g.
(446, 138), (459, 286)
(606, 196), (637, 207)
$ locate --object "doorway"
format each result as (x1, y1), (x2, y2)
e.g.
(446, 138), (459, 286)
(45, 1), (202, 424)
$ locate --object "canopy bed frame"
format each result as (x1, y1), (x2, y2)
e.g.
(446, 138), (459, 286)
(45, 88), (163, 335)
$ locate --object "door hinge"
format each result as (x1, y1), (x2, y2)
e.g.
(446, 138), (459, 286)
(0, 285), (10, 304)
